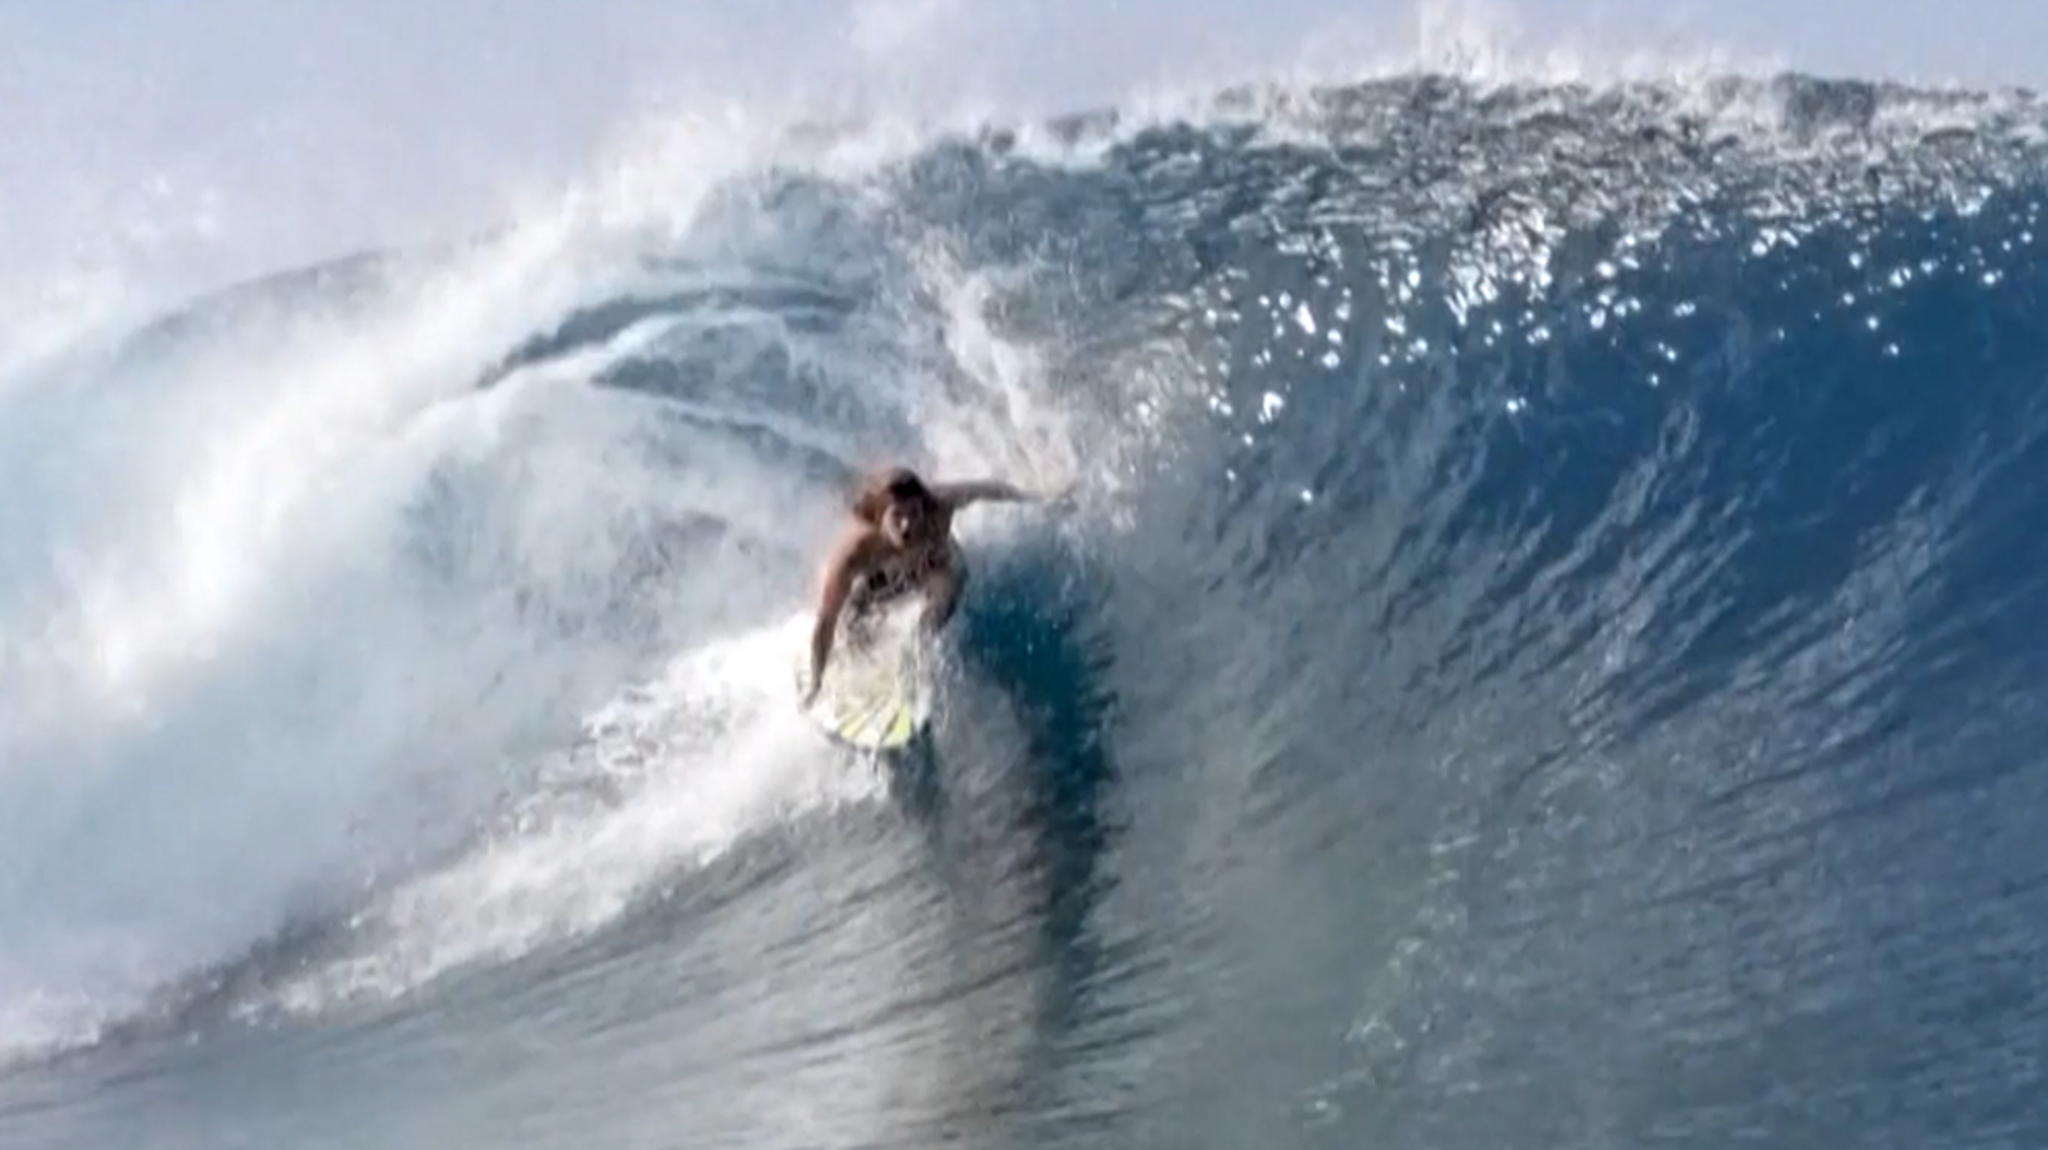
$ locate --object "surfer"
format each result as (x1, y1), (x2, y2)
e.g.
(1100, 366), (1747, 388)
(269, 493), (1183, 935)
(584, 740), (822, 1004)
(801, 465), (1053, 707)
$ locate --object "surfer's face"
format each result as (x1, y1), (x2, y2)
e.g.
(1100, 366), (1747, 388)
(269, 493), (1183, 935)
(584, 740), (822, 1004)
(882, 498), (924, 546)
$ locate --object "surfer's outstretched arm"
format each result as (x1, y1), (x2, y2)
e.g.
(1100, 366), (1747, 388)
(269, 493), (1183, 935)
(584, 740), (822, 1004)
(933, 478), (1052, 510)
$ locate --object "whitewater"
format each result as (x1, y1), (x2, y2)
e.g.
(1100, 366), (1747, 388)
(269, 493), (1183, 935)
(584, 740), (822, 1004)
(5, 6), (2048, 1148)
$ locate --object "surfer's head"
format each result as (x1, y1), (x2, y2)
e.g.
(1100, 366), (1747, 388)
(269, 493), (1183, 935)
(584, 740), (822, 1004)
(853, 466), (938, 546)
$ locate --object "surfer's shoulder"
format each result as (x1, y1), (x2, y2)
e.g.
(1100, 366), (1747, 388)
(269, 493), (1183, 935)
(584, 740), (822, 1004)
(821, 521), (886, 580)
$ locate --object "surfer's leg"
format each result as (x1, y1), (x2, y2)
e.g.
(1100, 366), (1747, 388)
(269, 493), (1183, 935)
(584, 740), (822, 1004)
(842, 605), (878, 652)
(920, 554), (966, 634)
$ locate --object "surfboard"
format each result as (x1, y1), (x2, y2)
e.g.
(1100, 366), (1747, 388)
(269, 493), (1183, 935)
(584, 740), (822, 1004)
(793, 603), (933, 752)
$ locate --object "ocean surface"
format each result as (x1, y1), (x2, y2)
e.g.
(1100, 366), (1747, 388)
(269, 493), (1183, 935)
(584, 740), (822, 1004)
(4, 69), (2048, 1149)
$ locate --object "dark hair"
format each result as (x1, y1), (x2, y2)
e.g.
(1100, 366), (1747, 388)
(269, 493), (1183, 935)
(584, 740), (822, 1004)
(851, 466), (933, 525)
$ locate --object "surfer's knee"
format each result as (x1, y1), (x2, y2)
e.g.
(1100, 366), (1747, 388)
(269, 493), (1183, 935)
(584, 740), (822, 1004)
(920, 564), (964, 632)
(845, 612), (876, 649)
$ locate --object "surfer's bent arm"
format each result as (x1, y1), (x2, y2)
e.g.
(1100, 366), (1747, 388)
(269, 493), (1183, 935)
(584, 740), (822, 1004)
(807, 531), (871, 693)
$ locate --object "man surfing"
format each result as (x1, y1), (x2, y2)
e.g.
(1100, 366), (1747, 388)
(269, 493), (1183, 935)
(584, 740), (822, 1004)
(800, 465), (1054, 709)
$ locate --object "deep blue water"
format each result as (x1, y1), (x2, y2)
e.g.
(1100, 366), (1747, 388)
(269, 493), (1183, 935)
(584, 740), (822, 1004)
(3, 72), (2047, 1149)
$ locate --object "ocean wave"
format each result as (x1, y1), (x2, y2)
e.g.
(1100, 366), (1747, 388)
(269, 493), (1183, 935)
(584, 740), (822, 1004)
(4, 67), (2047, 1149)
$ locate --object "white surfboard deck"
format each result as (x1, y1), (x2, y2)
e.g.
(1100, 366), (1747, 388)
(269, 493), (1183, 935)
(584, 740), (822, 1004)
(792, 602), (933, 751)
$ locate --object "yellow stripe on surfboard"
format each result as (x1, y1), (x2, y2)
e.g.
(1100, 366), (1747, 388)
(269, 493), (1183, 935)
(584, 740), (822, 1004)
(832, 696), (918, 749)
(794, 607), (929, 751)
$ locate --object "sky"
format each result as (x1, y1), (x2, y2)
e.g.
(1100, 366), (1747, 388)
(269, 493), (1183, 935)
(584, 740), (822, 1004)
(0, 0), (2042, 354)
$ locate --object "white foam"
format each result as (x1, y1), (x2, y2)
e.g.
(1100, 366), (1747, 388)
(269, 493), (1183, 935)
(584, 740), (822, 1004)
(0, 96), (1044, 1058)
(0, 210), (735, 1059)
(263, 617), (886, 1012)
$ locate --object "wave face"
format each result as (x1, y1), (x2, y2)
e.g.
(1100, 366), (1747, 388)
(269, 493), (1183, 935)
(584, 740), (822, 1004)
(4, 73), (2048, 1149)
